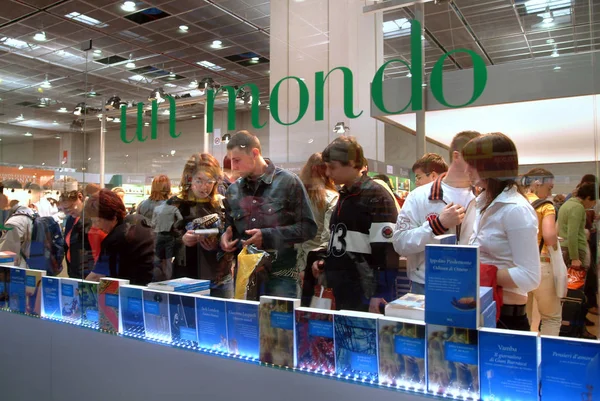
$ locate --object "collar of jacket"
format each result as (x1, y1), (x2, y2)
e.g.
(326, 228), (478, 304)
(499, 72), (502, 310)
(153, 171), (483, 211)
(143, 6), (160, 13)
(428, 172), (448, 201)
(241, 158), (276, 188)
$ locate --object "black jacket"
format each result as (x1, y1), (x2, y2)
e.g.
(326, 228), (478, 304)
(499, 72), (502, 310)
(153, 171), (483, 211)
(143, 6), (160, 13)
(64, 216), (93, 278)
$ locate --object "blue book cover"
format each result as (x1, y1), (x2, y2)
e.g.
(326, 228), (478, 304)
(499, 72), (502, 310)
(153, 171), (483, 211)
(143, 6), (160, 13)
(226, 299), (260, 359)
(295, 307), (336, 374)
(168, 293), (198, 347)
(259, 296), (300, 367)
(196, 295), (228, 352)
(479, 328), (538, 401)
(60, 278), (82, 323)
(25, 269), (45, 316)
(427, 324), (479, 399)
(425, 245), (480, 329)
(541, 336), (600, 401)
(334, 311), (379, 381)
(480, 287), (493, 311)
(119, 285), (145, 337)
(143, 289), (171, 342)
(0, 266), (9, 309)
(8, 267), (26, 314)
(480, 301), (496, 329)
(41, 276), (61, 319)
(378, 316), (426, 390)
(80, 281), (99, 328)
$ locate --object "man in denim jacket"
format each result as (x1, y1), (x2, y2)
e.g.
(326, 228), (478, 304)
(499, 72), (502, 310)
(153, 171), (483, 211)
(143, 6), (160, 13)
(220, 131), (317, 298)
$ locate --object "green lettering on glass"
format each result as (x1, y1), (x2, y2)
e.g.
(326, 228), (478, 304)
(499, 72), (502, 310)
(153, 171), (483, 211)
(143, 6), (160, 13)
(206, 83), (265, 133)
(151, 100), (158, 140)
(270, 76), (309, 126)
(372, 19), (422, 114)
(136, 102), (148, 142)
(120, 105), (135, 144)
(315, 67), (363, 121)
(167, 96), (181, 138)
(430, 49), (488, 108)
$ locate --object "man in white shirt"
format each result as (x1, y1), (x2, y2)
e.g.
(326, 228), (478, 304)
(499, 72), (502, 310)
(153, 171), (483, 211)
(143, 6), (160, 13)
(392, 131), (481, 294)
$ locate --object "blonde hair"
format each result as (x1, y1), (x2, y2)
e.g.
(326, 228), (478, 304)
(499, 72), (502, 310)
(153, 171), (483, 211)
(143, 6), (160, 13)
(180, 153), (222, 207)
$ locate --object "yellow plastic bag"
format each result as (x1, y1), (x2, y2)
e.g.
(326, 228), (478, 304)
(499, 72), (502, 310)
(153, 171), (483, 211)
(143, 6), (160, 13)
(235, 245), (268, 300)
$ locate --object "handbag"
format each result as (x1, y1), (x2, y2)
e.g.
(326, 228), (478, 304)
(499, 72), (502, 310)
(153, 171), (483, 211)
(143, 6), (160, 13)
(310, 275), (336, 310)
(547, 243), (568, 298)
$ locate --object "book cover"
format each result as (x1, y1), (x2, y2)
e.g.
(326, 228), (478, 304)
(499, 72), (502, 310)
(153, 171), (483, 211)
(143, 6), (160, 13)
(98, 278), (129, 333)
(41, 276), (61, 319)
(541, 336), (600, 401)
(378, 316), (426, 390)
(334, 311), (379, 381)
(60, 278), (82, 323)
(259, 296), (300, 367)
(142, 289), (171, 342)
(25, 269), (46, 316)
(0, 265), (10, 310)
(425, 245), (480, 329)
(80, 281), (99, 328)
(479, 328), (538, 401)
(148, 277), (210, 293)
(0, 251), (16, 264)
(119, 285), (146, 337)
(226, 299), (260, 359)
(196, 295), (228, 352)
(480, 301), (496, 329)
(168, 293), (198, 347)
(295, 307), (336, 373)
(427, 324), (479, 399)
(433, 234), (457, 244)
(8, 267), (26, 314)
(385, 293), (425, 320)
(480, 287), (493, 311)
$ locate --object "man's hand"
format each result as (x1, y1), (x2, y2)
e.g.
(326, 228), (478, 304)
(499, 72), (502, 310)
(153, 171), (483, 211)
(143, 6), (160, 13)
(369, 297), (387, 314)
(198, 236), (219, 251)
(220, 226), (239, 252)
(311, 260), (324, 278)
(438, 202), (466, 230)
(243, 229), (263, 249)
(182, 230), (199, 247)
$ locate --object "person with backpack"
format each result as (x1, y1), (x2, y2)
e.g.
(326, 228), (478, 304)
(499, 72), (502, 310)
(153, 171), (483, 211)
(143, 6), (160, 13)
(519, 168), (562, 336)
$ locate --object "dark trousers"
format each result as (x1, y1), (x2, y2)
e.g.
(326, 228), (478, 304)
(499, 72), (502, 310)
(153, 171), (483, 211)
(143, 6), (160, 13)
(497, 305), (530, 331)
(154, 232), (175, 281)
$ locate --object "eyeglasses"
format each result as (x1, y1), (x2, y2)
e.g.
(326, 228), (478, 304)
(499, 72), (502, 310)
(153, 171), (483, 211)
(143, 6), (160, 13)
(59, 190), (80, 201)
(192, 178), (216, 186)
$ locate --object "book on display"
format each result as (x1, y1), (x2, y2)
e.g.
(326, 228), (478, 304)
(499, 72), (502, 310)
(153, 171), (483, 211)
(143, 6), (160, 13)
(196, 295), (228, 352)
(8, 267), (26, 314)
(295, 307), (336, 374)
(168, 292), (198, 347)
(147, 277), (210, 293)
(98, 278), (129, 333)
(259, 296), (300, 368)
(41, 276), (61, 319)
(25, 268), (46, 316)
(226, 298), (260, 359)
(80, 280), (99, 328)
(119, 284), (146, 337)
(60, 278), (82, 323)
(142, 289), (171, 342)
(0, 265), (9, 309)
(334, 310), (379, 382)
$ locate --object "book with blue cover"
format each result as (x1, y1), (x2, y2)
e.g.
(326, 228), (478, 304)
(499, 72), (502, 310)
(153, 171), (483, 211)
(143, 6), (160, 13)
(425, 244), (480, 329)
(0, 265), (9, 309)
(25, 268), (46, 316)
(478, 328), (538, 401)
(8, 267), (26, 314)
(378, 316), (426, 390)
(427, 324), (479, 399)
(60, 278), (82, 323)
(541, 336), (600, 401)
(168, 293), (198, 347)
(480, 301), (496, 328)
(334, 311), (379, 381)
(119, 284), (146, 337)
(80, 280), (99, 328)
(259, 296), (300, 367)
(98, 278), (129, 333)
(41, 276), (61, 319)
(295, 307), (336, 374)
(226, 299), (260, 359)
(142, 289), (171, 342)
(148, 277), (210, 293)
(196, 295), (228, 352)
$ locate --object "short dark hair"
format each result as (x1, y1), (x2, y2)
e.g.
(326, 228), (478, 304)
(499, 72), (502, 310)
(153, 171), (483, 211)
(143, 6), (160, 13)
(579, 174), (597, 186)
(226, 130), (261, 154)
(450, 131), (481, 162)
(577, 182), (597, 201)
(84, 189), (127, 223)
(412, 153), (448, 174)
(322, 136), (366, 169)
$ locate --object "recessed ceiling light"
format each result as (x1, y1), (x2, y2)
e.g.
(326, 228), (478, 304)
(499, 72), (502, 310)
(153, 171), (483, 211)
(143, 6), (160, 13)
(113, 118), (121, 123)
(93, 49), (102, 54)
(121, 1), (136, 12)
(125, 154), (129, 158)
(58, 107), (68, 113)
(210, 40), (222, 49)
(144, 122), (149, 126)
(88, 157), (92, 161)
(41, 74), (52, 89)
(169, 71), (176, 78)
(179, 25), (189, 32)
(52, 121), (58, 125)
(543, 16), (554, 24)
(547, 39), (555, 44)
(65, 12), (109, 28)
(162, 109), (170, 115)
(551, 50), (559, 57)
(41, 162), (45, 165)
(251, 57), (259, 61)
(554, 66), (561, 70)
(16, 114), (24, 121)
(165, 83), (177, 87)
(170, 150), (176, 155)
(55, 135), (61, 139)
(33, 32), (47, 42)
(191, 115), (196, 118)
(24, 132), (32, 137)
(126, 61), (136, 68)
(407, 72), (412, 78)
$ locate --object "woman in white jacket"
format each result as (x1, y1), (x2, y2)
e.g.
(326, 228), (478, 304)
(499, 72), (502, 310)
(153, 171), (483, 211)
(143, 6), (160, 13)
(462, 133), (541, 331)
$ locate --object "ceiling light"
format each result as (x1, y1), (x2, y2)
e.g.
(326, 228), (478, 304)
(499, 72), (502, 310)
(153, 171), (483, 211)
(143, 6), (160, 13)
(113, 118), (121, 123)
(144, 122), (149, 126)
(24, 132), (33, 137)
(0, 37), (38, 50)
(41, 162), (45, 166)
(210, 40), (222, 49)
(189, 79), (198, 88)
(542, 15), (554, 24)
(106, 95), (124, 110)
(179, 25), (189, 32)
(407, 72), (412, 78)
(52, 121), (58, 125)
(55, 135), (61, 139)
(16, 114), (24, 121)
(93, 49), (102, 54)
(65, 12), (109, 28)
(33, 32), (47, 42)
(169, 71), (176, 78)
(18, 165), (24, 170)
(170, 150), (176, 155)
(162, 109), (170, 115)
(148, 87), (166, 103)
(129, 74), (145, 82)
(58, 107), (68, 113)
(126, 61), (136, 68)
(125, 154), (129, 158)
(191, 115), (197, 118)
(88, 158), (92, 161)
(121, 1), (136, 12)
(333, 122), (349, 134)
(551, 50), (559, 57)
(554, 66), (561, 70)
(165, 83), (176, 87)
(197, 60), (225, 71)
(547, 39), (555, 44)
(73, 102), (86, 116)
(40, 74), (52, 89)
(250, 57), (259, 63)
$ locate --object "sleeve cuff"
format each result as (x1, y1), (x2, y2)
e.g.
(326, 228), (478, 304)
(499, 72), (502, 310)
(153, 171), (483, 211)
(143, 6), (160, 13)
(427, 215), (448, 236)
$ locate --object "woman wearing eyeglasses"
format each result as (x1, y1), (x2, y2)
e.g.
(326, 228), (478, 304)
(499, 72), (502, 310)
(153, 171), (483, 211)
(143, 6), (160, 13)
(174, 153), (234, 298)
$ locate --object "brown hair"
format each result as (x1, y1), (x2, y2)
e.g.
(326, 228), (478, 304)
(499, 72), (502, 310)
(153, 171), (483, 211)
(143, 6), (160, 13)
(322, 136), (366, 169)
(412, 153), (448, 175)
(84, 188), (127, 223)
(226, 130), (262, 154)
(84, 183), (100, 197)
(300, 153), (337, 211)
(462, 132), (523, 212)
(450, 130), (481, 162)
(519, 168), (554, 190)
(180, 153), (222, 207)
(149, 174), (171, 201)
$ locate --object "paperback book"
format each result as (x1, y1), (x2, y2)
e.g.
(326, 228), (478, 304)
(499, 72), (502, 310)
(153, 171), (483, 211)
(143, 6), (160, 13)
(98, 278), (129, 333)
(168, 293), (198, 347)
(425, 245), (480, 329)
(385, 293), (425, 320)
(142, 289), (171, 342)
(226, 299), (260, 359)
(41, 276), (61, 319)
(60, 278), (82, 323)
(119, 284), (146, 337)
(0, 265), (9, 309)
(334, 311), (379, 382)
(541, 336), (599, 401)
(80, 280), (99, 328)
(8, 267), (26, 314)
(196, 295), (228, 352)
(259, 296), (300, 367)
(478, 328), (538, 401)
(148, 277), (210, 293)
(25, 268), (46, 316)
(295, 307), (336, 374)
(378, 316), (426, 390)
(0, 251), (16, 264)
(427, 324), (479, 399)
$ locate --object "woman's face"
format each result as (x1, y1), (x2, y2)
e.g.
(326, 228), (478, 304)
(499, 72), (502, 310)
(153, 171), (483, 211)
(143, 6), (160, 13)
(466, 164), (485, 189)
(191, 171), (216, 199)
(90, 217), (116, 234)
(536, 179), (554, 199)
(60, 196), (83, 218)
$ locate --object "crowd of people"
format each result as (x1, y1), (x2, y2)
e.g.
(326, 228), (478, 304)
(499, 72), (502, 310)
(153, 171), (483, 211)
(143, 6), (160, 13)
(0, 129), (597, 339)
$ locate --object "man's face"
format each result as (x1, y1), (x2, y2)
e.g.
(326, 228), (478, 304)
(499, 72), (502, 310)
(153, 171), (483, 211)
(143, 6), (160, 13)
(414, 168), (435, 187)
(325, 161), (357, 186)
(229, 147), (257, 178)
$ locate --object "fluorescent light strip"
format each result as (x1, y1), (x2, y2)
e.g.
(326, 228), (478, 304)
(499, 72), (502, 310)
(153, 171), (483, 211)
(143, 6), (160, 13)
(65, 12), (109, 28)
(197, 60), (225, 71)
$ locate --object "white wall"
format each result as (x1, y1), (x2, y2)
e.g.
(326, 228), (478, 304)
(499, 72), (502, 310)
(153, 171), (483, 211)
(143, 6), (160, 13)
(384, 124), (449, 169)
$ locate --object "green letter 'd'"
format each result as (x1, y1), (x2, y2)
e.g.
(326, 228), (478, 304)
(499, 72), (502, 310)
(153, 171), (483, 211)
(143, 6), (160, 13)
(315, 67), (363, 121)
(431, 49), (487, 108)
(270, 76), (309, 126)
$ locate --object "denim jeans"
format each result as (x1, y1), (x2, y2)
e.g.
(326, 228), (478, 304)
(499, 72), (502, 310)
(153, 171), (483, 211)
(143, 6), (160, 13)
(526, 260), (562, 336)
(411, 281), (425, 295)
(210, 275), (234, 299)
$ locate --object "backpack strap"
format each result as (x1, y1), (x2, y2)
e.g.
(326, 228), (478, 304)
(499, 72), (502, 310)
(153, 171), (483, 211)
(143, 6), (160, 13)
(530, 198), (554, 253)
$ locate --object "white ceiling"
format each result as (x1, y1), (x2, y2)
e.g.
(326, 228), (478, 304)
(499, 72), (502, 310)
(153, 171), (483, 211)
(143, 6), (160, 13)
(386, 95), (600, 165)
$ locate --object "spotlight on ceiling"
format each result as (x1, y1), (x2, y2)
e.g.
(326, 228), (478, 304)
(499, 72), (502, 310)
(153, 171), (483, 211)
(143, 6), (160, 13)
(70, 119), (84, 132)
(210, 40), (222, 49)
(33, 31), (47, 42)
(179, 25), (189, 32)
(58, 107), (68, 113)
(333, 122), (349, 134)
(125, 53), (136, 69)
(106, 95), (125, 110)
(148, 87), (166, 103)
(121, 1), (136, 12)
(40, 74), (52, 89)
(73, 102), (86, 116)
